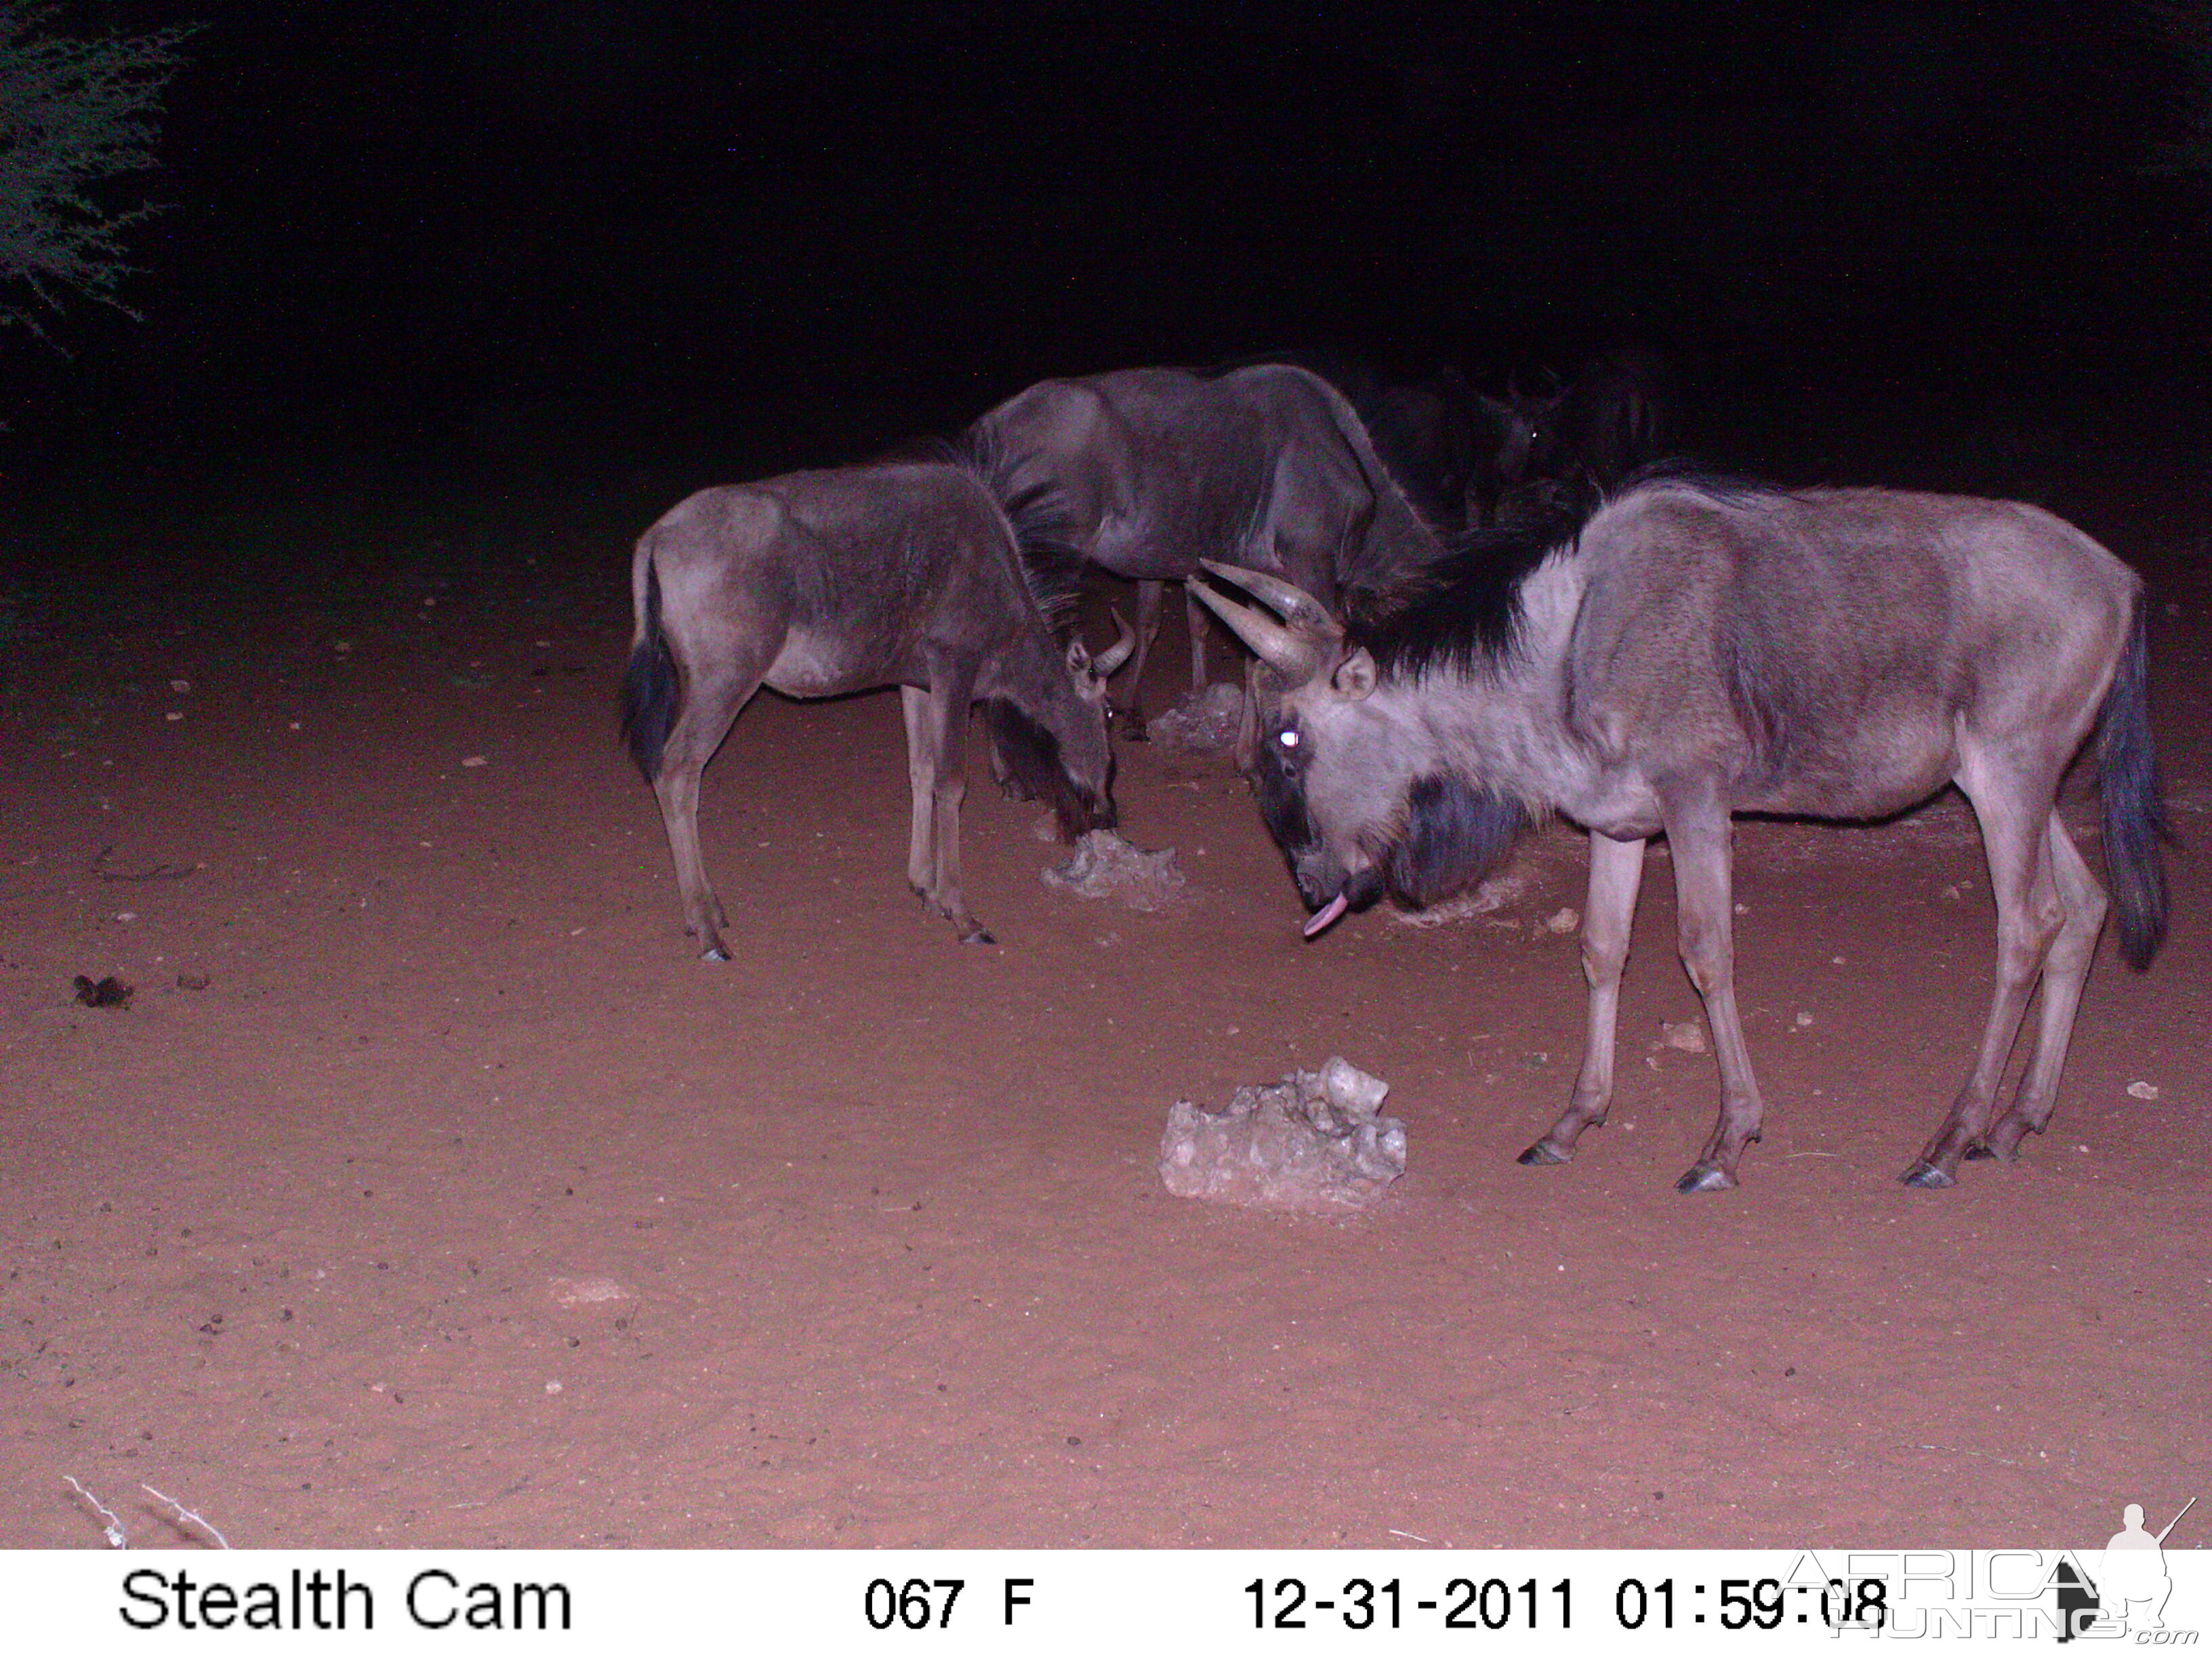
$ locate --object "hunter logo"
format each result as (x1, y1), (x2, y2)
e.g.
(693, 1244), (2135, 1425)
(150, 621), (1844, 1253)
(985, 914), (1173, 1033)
(2059, 1499), (2198, 1642)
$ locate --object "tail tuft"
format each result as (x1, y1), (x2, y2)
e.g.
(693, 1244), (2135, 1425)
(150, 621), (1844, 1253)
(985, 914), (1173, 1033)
(620, 556), (680, 781)
(2098, 600), (2173, 970)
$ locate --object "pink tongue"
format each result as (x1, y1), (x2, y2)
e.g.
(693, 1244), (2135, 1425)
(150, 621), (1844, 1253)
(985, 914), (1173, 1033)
(1302, 892), (1351, 939)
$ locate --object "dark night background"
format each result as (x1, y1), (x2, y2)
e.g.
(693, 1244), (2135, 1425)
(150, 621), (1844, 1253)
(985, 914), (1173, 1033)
(6, 0), (2212, 506)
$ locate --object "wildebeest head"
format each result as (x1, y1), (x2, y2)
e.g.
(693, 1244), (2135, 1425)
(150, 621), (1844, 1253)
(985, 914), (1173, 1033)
(1481, 381), (1566, 486)
(986, 611), (1135, 840)
(1195, 562), (1528, 937)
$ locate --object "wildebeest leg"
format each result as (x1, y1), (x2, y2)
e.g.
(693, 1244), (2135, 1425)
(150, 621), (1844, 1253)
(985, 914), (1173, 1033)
(1665, 791), (1764, 1193)
(1981, 815), (2110, 1162)
(1521, 832), (1647, 1166)
(651, 655), (766, 963)
(905, 657), (994, 944)
(1233, 659), (1262, 778)
(1904, 777), (2068, 1185)
(900, 686), (938, 899)
(1120, 579), (1164, 741)
(1182, 581), (1208, 697)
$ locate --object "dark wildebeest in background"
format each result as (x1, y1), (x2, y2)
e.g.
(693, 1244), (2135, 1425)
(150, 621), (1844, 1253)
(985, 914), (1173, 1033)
(1477, 350), (1679, 525)
(621, 452), (1133, 958)
(1361, 366), (1487, 535)
(968, 363), (1449, 739)
(1196, 474), (2169, 1193)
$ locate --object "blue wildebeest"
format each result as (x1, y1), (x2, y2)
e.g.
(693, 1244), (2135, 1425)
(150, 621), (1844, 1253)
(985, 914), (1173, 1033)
(621, 451), (1133, 958)
(968, 363), (1449, 739)
(1362, 366), (1487, 535)
(1195, 474), (2170, 1193)
(1478, 350), (1679, 525)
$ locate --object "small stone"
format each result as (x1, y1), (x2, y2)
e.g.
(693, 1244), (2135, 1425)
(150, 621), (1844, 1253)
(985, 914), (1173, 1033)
(169, 678), (190, 693)
(1658, 1019), (1708, 1054)
(1540, 907), (1580, 935)
(461, 755), (487, 768)
(2126, 1081), (2160, 1103)
(1794, 1011), (1814, 1029)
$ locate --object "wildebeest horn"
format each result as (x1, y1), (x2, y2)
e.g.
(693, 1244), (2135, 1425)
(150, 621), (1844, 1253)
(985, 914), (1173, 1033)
(1191, 564), (1328, 681)
(1092, 608), (1136, 677)
(1197, 562), (1338, 638)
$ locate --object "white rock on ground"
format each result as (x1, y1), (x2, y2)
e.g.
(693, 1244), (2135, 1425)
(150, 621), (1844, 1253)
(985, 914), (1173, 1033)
(1160, 1056), (1406, 1212)
(1043, 829), (1187, 911)
(1147, 682), (1245, 752)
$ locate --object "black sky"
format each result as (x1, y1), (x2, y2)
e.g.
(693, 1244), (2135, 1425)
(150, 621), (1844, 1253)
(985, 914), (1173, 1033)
(12, 0), (2210, 475)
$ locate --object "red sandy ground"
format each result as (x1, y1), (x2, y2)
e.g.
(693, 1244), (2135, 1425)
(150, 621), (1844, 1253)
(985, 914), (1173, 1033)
(1, 468), (2204, 1551)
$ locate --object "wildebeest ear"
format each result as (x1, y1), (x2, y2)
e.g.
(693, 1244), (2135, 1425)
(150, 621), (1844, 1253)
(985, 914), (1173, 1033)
(1332, 647), (1377, 701)
(1065, 639), (1092, 675)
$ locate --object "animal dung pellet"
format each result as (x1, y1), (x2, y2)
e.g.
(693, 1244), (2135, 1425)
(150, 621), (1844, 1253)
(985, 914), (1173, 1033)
(1160, 1055), (1406, 1212)
(71, 975), (134, 1008)
(1042, 829), (1187, 911)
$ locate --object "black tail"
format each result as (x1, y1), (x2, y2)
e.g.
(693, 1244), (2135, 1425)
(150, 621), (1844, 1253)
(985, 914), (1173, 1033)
(620, 555), (680, 781)
(2097, 598), (2171, 970)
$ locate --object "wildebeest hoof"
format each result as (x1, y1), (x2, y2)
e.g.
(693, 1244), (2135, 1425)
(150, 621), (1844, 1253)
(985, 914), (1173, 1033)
(1963, 1143), (1998, 1162)
(699, 944), (731, 963)
(1516, 1142), (1570, 1167)
(961, 926), (996, 945)
(1675, 1164), (1737, 1194)
(1898, 1160), (1955, 1189)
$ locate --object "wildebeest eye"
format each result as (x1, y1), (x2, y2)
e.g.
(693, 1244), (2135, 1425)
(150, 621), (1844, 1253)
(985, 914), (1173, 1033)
(1277, 729), (1299, 749)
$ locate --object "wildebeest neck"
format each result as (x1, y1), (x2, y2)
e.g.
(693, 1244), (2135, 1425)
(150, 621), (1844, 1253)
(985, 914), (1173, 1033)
(1381, 773), (1531, 908)
(1345, 497), (1591, 682)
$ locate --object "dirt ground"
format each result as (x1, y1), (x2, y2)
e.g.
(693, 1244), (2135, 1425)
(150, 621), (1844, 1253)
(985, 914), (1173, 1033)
(1, 461), (2205, 1551)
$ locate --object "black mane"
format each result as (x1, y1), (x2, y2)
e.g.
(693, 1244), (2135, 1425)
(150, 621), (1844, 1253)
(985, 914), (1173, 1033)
(1343, 488), (1593, 680)
(1344, 461), (1777, 682)
(955, 428), (1087, 633)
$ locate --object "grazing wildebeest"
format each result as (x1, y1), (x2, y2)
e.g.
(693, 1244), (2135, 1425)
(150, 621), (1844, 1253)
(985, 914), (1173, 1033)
(1478, 351), (1679, 525)
(621, 451), (1133, 959)
(968, 363), (1448, 739)
(1195, 473), (2169, 1193)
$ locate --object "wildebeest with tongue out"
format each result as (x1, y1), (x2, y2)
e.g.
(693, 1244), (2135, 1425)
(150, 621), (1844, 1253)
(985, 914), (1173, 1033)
(621, 447), (1132, 958)
(1194, 472), (2170, 1193)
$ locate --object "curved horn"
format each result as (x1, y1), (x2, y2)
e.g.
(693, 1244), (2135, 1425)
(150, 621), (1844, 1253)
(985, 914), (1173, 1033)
(1090, 607), (1136, 677)
(1197, 561), (1338, 638)
(1191, 573), (1324, 682)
